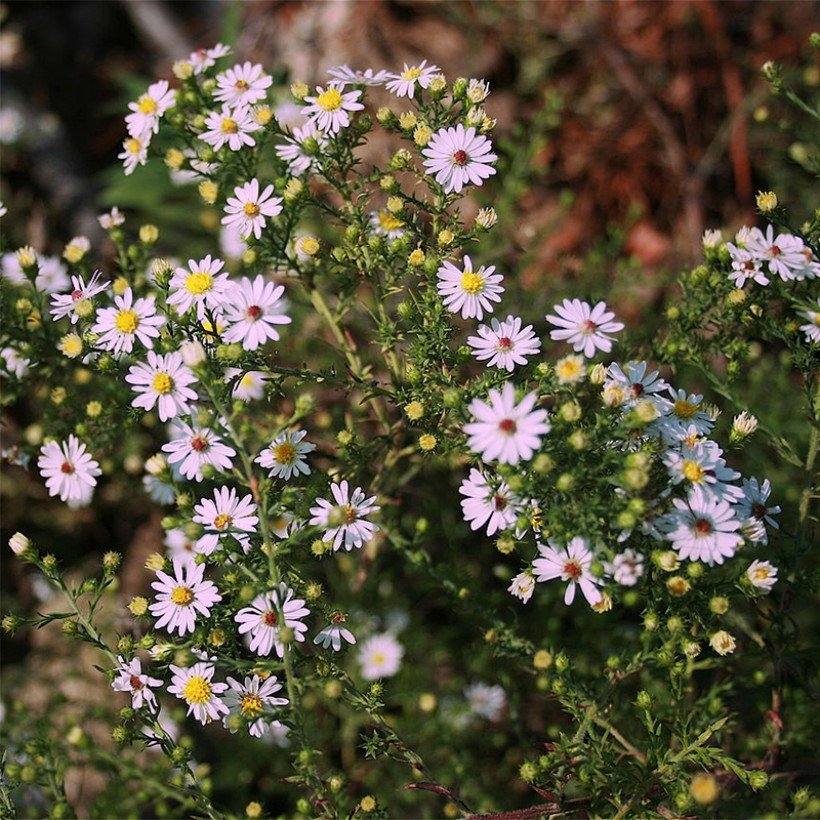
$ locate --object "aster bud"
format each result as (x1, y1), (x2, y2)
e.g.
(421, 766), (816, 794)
(8, 532), (31, 557)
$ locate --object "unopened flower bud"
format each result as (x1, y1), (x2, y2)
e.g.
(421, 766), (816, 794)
(8, 532), (31, 556)
(179, 340), (206, 367)
(290, 82), (309, 101)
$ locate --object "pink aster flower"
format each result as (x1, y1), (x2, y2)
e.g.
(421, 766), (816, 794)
(464, 382), (550, 465)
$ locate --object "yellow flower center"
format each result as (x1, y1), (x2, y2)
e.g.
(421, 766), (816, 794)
(401, 66), (422, 81)
(378, 211), (403, 232)
(813, 313), (820, 327)
(681, 460), (705, 483)
(754, 567), (771, 581)
(316, 88), (343, 112)
(673, 399), (698, 418)
(240, 694), (264, 719)
(170, 585), (193, 606)
(341, 504), (357, 525)
(371, 651), (386, 665)
(461, 270), (485, 295)
(221, 117), (238, 134)
(182, 675), (212, 704)
(125, 138), (142, 155)
(273, 442), (297, 465)
(185, 271), (213, 295)
(240, 373), (255, 388)
(152, 372), (173, 394)
(214, 512), (233, 531)
(557, 360), (581, 380)
(243, 202), (261, 217)
(138, 95), (159, 115)
(114, 309), (139, 334)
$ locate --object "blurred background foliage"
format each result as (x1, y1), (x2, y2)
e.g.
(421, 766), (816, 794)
(1, 1), (818, 817)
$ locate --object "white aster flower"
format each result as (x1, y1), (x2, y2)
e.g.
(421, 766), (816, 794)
(126, 351), (198, 421)
(653, 390), (715, 442)
(222, 275), (291, 351)
(255, 429), (315, 480)
(546, 299), (624, 358)
(436, 254), (504, 321)
(30, 255), (70, 293)
(702, 228), (722, 249)
(369, 209), (405, 240)
(222, 179), (283, 240)
(189, 43), (231, 74)
(161, 420), (236, 482)
(734, 477), (780, 543)
(38, 435), (101, 507)
(167, 255), (230, 319)
(421, 124), (497, 194)
(663, 439), (742, 502)
(193, 486), (259, 555)
(604, 362), (668, 407)
(507, 571), (535, 603)
(50, 271), (109, 324)
(200, 104), (261, 151)
(326, 65), (389, 87)
(111, 656), (162, 710)
(459, 468), (518, 536)
(223, 674), (289, 738)
(125, 80), (176, 137)
(119, 135), (149, 175)
(224, 367), (269, 401)
(314, 613), (356, 651)
(746, 559), (778, 592)
(235, 584), (310, 657)
(303, 85), (364, 135)
(149, 557), (222, 636)
(1, 346), (32, 378)
(532, 536), (603, 607)
(274, 121), (327, 175)
(168, 661), (228, 724)
(309, 480), (380, 551)
(164, 527), (198, 565)
(464, 382), (550, 465)
(659, 485), (742, 565)
(465, 682), (506, 721)
(92, 287), (165, 355)
(746, 225), (807, 281)
(467, 315), (541, 372)
(358, 633), (404, 680)
(385, 60), (440, 98)
(605, 549), (644, 586)
(727, 243), (769, 287)
(98, 207), (125, 230)
(214, 62), (272, 107)
(798, 299), (820, 344)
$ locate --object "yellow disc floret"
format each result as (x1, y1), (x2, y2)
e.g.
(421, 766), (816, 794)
(402, 66), (422, 81)
(273, 442), (297, 465)
(183, 675), (212, 704)
(138, 95), (159, 115)
(152, 372), (173, 395)
(243, 202), (261, 217)
(681, 460), (705, 483)
(114, 309), (139, 334)
(673, 399), (698, 418)
(214, 513), (233, 531)
(460, 270), (485, 295)
(240, 694), (264, 719)
(378, 211), (404, 232)
(316, 88), (343, 111)
(185, 271), (213, 295)
(171, 586), (193, 606)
